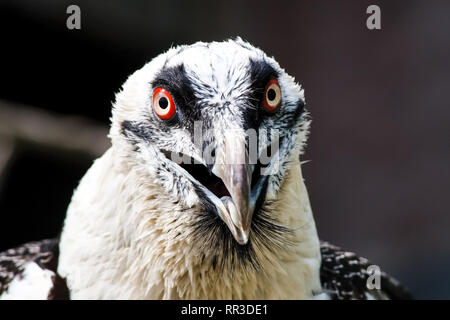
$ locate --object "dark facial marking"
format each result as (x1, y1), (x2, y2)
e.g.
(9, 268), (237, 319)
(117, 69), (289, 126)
(248, 59), (278, 94)
(121, 120), (153, 144)
(239, 59), (279, 130)
(151, 63), (198, 132)
(120, 64), (201, 145)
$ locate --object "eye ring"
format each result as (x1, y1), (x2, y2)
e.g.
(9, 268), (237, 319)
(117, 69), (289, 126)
(263, 79), (282, 112)
(152, 87), (176, 120)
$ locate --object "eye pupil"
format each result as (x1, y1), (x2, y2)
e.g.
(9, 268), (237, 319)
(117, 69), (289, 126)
(159, 97), (169, 109)
(267, 88), (276, 101)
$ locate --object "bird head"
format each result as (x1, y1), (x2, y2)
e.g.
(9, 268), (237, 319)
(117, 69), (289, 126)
(111, 38), (309, 247)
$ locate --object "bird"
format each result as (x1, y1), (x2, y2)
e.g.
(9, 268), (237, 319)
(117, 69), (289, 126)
(0, 38), (411, 300)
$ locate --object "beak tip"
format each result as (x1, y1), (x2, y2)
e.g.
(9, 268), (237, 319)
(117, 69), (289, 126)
(237, 239), (249, 246)
(234, 228), (250, 245)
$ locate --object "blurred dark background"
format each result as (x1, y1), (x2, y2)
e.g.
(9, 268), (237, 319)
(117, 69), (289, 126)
(0, 0), (449, 299)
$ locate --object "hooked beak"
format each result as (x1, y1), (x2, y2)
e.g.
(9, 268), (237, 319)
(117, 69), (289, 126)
(166, 132), (271, 245)
(211, 133), (267, 245)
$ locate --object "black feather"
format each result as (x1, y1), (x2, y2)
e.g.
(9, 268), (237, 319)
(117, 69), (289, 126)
(0, 238), (69, 299)
(319, 241), (412, 300)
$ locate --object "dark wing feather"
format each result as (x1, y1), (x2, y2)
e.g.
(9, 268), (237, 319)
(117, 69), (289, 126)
(319, 241), (412, 300)
(0, 238), (69, 299)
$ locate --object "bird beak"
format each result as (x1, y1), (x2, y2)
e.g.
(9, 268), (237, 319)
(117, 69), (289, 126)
(212, 133), (253, 245)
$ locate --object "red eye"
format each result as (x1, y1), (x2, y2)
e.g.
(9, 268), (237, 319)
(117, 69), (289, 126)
(152, 88), (176, 120)
(263, 79), (282, 112)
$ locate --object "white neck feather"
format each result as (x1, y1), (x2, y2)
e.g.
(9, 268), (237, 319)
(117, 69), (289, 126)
(58, 144), (322, 299)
